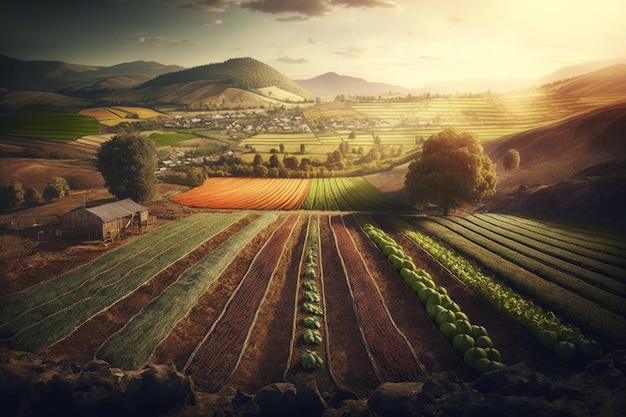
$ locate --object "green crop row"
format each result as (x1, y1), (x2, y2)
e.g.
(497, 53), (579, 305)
(96, 212), (279, 369)
(299, 218), (325, 370)
(3, 213), (248, 353)
(360, 219), (506, 375)
(432, 217), (626, 316)
(481, 213), (626, 259)
(468, 214), (626, 276)
(476, 214), (626, 268)
(399, 216), (617, 361)
(301, 177), (407, 211)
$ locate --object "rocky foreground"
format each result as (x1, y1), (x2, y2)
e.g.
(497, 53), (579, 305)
(1, 348), (625, 417)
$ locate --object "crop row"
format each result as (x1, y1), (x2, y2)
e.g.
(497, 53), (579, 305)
(330, 215), (427, 381)
(2, 213), (248, 353)
(454, 215), (626, 286)
(393, 216), (612, 362)
(172, 177), (311, 210)
(430, 216), (626, 317)
(479, 213), (626, 261)
(360, 219), (506, 375)
(174, 177), (406, 211)
(96, 212), (279, 370)
(295, 217), (326, 372)
(181, 215), (298, 392)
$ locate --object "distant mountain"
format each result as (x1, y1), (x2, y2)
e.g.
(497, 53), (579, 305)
(0, 55), (185, 91)
(294, 72), (415, 96)
(538, 58), (626, 85)
(143, 57), (315, 101)
(541, 64), (626, 96)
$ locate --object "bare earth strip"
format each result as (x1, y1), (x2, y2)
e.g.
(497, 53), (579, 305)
(184, 215), (299, 392)
(227, 215), (307, 393)
(330, 215), (428, 382)
(319, 217), (379, 395)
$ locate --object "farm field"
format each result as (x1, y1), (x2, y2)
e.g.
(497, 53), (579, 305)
(171, 177), (410, 211)
(0, 111), (99, 141)
(1, 210), (587, 399)
(393, 214), (626, 350)
(78, 106), (166, 126)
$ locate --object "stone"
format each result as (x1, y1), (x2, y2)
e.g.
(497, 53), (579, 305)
(254, 382), (297, 416)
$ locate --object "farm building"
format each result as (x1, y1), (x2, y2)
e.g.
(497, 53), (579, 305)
(60, 198), (149, 241)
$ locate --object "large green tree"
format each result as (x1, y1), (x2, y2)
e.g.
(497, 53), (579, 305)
(404, 128), (497, 215)
(96, 133), (158, 203)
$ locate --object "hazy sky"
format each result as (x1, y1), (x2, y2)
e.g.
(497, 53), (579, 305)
(1, 0), (625, 87)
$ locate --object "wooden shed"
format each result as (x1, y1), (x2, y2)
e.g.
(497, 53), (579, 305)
(60, 198), (149, 241)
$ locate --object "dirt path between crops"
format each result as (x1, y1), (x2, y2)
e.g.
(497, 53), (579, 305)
(151, 215), (285, 372)
(319, 215), (380, 397)
(226, 214), (306, 393)
(372, 214), (573, 376)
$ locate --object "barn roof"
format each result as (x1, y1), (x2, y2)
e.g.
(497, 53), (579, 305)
(85, 198), (148, 223)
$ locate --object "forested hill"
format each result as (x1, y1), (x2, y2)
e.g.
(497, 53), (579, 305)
(142, 57), (315, 101)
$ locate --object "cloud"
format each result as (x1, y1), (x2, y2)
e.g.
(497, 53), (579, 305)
(180, 0), (241, 12)
(121, 34), (195, 47)
(331, 0), (397, 8)
(276, 56), (309, 64)
(198, 19), (224, 27)
(240, 0), (333, 19)
(333, 46), (366, 59)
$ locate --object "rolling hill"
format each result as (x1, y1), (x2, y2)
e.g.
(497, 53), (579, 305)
(541, 64), (626, 97)
(483, 101), (626, 219)
(538, 58), (626, 84)
(0, 55), (184, 92)
(142, 57), (315, 102)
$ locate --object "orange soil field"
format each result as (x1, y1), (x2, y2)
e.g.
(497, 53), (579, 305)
(171, 177), (311, 210)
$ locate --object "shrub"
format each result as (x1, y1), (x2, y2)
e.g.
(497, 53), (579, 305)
(503, 149), (520, 170)
(43, 177), (70, 202)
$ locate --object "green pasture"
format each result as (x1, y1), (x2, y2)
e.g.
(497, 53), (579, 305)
(0, 111), (99, 141)
(149, 131), (199, 147)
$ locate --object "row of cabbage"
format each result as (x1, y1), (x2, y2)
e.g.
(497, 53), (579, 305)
(389, 216), (606, 365)
(299, 219), (325, 370)
(361, 221), (506, 375)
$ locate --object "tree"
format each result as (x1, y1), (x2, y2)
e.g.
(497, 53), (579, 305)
(43, 177), (70, 202)
(283, 155), (299, 170)
(404, 128), (497, 215)
(0, 182), (25, 209)
(253, 153), (263, 166)
(24, 187), (42, 204)
(503, 148), (520, 170)
(96, 133), (158, 203)
(186, 167), (206, 186)
(254, 164), (268, 178)
(269, 153), (282, 169)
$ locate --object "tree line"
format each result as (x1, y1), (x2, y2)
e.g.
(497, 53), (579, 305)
(0, 177), (70, 210)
